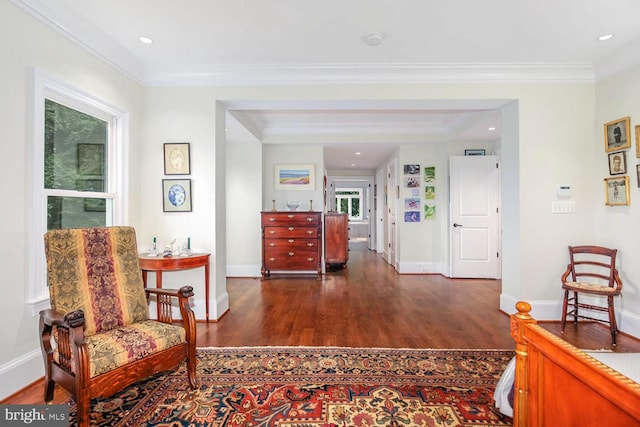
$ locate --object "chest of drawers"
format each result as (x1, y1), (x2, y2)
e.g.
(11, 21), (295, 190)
(261, 211), (322, 278)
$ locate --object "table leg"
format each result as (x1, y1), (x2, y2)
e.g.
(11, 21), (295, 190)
(155, 271), (163, 320)
(205, 262), (210, 322)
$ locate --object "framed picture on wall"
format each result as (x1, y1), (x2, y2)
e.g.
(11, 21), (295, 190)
(604, 176), (629, 206)
(164, 143), (191, 175)
(604, 117), (631, 152)
(636, 125), (640, 158)
(274, 164), (315, 190)
(608, 151), (626, 175)
(162, 179), (192, 212)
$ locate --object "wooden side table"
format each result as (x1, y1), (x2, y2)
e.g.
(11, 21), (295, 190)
(139, 253), (211, 322)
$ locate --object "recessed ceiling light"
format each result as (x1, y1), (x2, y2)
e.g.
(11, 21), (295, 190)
(355, 152), (361, 155)
(598, 33), (614, 41)
(488, 127), (496, 131)
(351, 163), (356, 167)
(139, 36), (153, 44)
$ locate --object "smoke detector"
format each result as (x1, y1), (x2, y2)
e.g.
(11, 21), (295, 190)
(364, 32), (384, 46)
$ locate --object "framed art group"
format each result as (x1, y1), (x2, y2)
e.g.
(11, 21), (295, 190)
(162, 143), (192, 212)
(402, 164), (436, 222)
(603, 116), (638, 206)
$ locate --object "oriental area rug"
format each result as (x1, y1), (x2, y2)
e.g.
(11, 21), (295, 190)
(69, 347), (515, 426)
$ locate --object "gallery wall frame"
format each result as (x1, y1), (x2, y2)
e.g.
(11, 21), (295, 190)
(604, 176), (630, 206)
(604, 117), (631, 152)
(274, 164), (315, 190)
(164, 143), (191, 175)
(608, 151), (626, 175)
(162, 178), (192, 212)
(464, 149), (486, 156)
(636, 124), (640, 158)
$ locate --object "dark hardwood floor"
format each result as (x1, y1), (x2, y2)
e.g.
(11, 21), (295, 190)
(5, 241), (639, 405)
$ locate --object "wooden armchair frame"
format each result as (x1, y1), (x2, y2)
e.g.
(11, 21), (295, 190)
(39, 281), (197, 426)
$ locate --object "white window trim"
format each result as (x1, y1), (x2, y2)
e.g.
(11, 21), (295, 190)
(26, 68), (129, 315)
(336, 188), (363, 221)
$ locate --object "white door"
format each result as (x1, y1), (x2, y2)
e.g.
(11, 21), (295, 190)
(376, 169), (384, 253)
(387, 160), (397, 269)
(450, 156), (500, 278)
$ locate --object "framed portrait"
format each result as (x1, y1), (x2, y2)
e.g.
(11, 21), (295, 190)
(404, 198), (420, 209)
(404, 176), (420, 188)
(162, 179), (192, 212)
(164, 143), (191, 175)
(604, 117), (631, 152)
(465, 149), (486, 156)
(636, 125), (640, 158)
(77, 143), (105, 176)
(608, 151), (626, 175)
(274, 164), (315, 190)
(604, 176), (630, 206)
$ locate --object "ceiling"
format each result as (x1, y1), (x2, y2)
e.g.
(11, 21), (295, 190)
(14, 0), (640, 170)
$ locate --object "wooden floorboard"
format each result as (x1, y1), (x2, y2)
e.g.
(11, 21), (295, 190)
(5, 241), (639, 404)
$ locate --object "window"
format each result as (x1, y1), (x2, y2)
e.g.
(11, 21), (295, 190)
(27, 69), (128, 312)
(335, 188), (362, 220)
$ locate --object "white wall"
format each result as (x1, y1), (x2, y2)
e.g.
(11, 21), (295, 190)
(595, 63), (640, 338)
(0, 1), (143, 399)
(226, 115), (263, 277)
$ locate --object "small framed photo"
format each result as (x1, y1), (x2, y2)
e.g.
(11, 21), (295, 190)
(604, 176), (630, 206)
(274, 164), (315, 190)
(608, 151), (626, 175)
(404, 211), (420, 222)
(465, 149), (486, 156)
(636, 125), (640, 158)
(164, 143), (191, 175)
(604, 117), (631, 152)
(162, 179), (192, 212)
(404, 164), (420, 175)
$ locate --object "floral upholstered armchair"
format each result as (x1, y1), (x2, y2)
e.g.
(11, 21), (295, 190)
(39, 226), (197, 426)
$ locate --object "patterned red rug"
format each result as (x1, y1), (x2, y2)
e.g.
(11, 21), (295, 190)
(71, 347), (514, 426)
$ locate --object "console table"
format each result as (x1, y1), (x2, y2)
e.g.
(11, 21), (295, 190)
(139, 253), (211, 322)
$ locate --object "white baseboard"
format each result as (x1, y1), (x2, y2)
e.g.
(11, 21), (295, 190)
(226, 264), (261, 277)
(500, 292), (640, 338)
(397, 261), (447, 275)
(0, 349), (43, 401)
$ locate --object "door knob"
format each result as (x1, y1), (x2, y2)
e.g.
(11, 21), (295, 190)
(453, 223), (463, 227)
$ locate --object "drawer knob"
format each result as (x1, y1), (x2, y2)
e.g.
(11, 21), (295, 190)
(288, 227), (295, 231)
(269, 243), (275, 247)
(306, 230), (313, 234)
(269, 230), (276, 235)
(288, 252), (295, 256)
(307, 257), (314, 262)
(288, 214), (294, 219)
(268, 257), (275, 261)
(306, 217), (313, 222)
(269, 217), (275, 221)
(307, 242), (314, 247)
(288, 239), (294, 243)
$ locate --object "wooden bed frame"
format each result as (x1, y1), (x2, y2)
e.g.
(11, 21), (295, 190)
(510, 301), (640, 426)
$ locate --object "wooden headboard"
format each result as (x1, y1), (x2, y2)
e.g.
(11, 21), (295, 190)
(510, 301), (640, 427)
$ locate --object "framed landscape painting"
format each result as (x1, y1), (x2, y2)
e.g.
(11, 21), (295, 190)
(274, 164), (315, 190)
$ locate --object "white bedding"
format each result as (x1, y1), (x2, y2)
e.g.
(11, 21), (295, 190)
(493, 352), (640, 417)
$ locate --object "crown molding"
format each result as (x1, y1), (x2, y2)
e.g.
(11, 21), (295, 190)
(13, 0), (602, 87)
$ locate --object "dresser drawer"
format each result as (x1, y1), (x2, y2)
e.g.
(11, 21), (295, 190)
(264, 238), (319, 250)
(264, 248), (320, 269)
(264, 226), (318, 238)
(261, 212), (320, 227)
